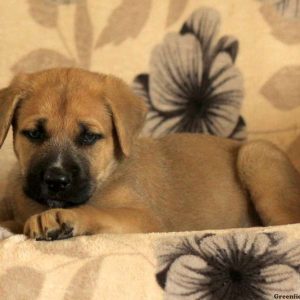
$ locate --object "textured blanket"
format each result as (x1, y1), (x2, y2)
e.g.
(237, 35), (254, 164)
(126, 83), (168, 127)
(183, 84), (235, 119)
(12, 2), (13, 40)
(1, 224), (300, 300)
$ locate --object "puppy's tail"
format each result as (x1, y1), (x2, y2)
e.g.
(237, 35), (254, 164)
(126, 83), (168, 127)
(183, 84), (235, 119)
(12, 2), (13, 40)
(237, 140), (300, 225)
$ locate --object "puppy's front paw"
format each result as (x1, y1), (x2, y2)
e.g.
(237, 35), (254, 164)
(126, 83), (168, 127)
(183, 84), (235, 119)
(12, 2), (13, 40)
(24, 209), (80, 241)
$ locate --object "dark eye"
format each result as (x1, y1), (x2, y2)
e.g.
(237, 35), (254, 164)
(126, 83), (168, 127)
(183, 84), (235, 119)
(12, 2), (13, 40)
(22, 129), (45, 142)
(78, 132), (103, 146)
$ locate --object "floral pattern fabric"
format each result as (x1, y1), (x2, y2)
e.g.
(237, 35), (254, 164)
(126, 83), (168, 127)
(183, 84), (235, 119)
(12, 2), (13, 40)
(156, 231), (300, 299)
(1, 227), (300, 300)
(133, 8), (246, 140)
(0, 0), (299, 152)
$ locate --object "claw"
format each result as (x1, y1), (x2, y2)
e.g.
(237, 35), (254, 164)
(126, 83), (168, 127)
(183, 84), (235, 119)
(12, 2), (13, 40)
(47, 229), (61, 241)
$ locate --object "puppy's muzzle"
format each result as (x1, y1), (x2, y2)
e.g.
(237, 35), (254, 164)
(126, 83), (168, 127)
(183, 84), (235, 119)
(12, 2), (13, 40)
(24, 149), (93, 208)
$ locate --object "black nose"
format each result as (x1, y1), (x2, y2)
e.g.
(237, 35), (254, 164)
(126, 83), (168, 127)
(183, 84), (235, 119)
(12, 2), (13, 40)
(43, 167), (71, 193)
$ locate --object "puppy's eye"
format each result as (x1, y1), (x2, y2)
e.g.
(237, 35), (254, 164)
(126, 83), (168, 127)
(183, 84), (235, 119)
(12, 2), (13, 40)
(22, 129), (45, 142)
(78, 132), (103, 146)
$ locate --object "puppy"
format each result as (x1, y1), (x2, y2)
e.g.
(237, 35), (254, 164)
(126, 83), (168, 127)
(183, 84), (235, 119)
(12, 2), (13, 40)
(0, 68), (300, 241)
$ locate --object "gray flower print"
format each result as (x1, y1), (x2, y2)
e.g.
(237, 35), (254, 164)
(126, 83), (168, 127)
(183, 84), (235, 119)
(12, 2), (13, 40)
(156, 232), (300, 299)
(133, 8), (245, 140)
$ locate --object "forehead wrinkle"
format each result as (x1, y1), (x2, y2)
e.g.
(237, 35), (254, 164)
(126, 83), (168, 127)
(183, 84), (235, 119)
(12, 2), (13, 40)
(60, 69), (71, 117)
(35, 85), (63, 111)
(34, 83), (71, 132)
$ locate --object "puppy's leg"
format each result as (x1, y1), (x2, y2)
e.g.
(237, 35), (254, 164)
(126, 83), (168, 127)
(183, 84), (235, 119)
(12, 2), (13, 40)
(0, 197), (22, 233)
(0, 220), (23, 234)
(237, 140), (300, 225)
(24, 205), (162, 240)
(0, 196), (13, 222)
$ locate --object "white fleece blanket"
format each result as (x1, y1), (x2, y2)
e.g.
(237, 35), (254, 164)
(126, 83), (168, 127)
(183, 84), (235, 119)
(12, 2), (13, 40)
(1, 224), (300, 300)
(0, 227), (13, 240)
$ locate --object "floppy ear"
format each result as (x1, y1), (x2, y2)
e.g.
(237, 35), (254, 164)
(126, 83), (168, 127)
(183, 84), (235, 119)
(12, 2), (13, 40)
(0, 76), (27, 148)
(104, 76), (147, 157)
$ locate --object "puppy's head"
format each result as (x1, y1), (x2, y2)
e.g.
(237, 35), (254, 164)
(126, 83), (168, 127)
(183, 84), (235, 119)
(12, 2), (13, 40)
(0, 68), (146, 208)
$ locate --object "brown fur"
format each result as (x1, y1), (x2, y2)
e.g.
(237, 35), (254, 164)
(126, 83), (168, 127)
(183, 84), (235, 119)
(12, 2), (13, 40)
(0, 68), (300, 240)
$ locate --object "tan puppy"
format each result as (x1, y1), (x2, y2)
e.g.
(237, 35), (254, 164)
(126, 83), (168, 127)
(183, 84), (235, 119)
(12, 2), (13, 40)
(0, 68), (300, 241)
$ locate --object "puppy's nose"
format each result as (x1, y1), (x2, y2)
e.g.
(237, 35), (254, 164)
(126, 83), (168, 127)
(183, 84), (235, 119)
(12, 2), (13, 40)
(44, 167), (71, 192)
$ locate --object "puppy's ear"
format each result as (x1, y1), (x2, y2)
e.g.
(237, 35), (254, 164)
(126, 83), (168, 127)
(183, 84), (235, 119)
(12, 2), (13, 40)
(0, 75), (27, 148)
(104, 76), (147, 157)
